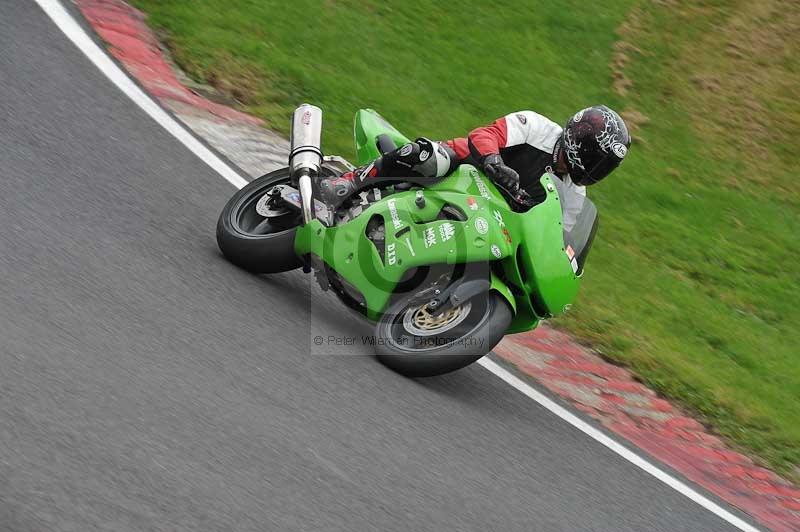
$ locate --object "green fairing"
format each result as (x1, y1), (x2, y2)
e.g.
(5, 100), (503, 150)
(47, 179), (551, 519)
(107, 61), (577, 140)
(354, 109), (410, 164)
(295, 109), (582, 332)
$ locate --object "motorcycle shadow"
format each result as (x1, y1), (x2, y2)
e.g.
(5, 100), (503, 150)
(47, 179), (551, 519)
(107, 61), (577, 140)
(253, 267), (519, 418)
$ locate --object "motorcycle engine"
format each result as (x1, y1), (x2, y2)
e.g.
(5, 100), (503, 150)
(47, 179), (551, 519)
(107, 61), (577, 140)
(334, 187), (394, 225)
(325, 186), (465, 314)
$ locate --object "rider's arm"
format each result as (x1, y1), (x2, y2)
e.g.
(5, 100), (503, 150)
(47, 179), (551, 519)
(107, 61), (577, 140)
(467, 110), (562, 162)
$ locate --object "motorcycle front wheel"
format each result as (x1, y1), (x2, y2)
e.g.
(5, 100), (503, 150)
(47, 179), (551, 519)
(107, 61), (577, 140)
(374, 292), (511, 377)
(216, 169), (302, 273)
(216, 167), (334, 273)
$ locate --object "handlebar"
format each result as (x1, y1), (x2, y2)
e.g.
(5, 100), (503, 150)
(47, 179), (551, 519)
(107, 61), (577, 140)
(495, 183), (536, 211)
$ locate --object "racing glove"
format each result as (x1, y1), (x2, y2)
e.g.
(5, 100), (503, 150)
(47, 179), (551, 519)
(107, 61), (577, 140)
(482, 154), (520, 193)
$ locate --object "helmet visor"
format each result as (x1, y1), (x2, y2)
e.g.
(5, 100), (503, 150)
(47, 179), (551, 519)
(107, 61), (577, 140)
(574, 154), (621, 186)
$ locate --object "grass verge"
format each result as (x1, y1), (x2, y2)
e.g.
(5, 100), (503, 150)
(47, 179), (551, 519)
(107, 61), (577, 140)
(130, 0), (800, 478)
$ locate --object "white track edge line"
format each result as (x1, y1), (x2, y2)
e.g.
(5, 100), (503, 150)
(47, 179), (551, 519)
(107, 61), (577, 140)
(34, 0), (249, 190)
(36, 1), (760, 530)
(479, 358), (760, 532)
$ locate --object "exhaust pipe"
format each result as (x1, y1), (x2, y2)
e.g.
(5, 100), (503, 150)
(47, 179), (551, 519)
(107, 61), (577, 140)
(289, 104), (323, 224)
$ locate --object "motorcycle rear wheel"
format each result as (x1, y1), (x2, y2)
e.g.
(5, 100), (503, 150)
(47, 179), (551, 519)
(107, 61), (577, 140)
(374, 292), (511, 377)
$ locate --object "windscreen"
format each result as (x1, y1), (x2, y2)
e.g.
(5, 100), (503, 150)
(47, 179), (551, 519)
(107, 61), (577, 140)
(551, 175), (599, 275)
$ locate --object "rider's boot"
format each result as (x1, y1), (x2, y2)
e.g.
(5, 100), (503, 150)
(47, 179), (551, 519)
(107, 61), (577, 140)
(318, 162), (378, 205)
(318, 138), (456, 206)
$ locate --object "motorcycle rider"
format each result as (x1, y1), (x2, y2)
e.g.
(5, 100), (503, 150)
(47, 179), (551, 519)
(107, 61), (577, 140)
(319, 105), (631, 204)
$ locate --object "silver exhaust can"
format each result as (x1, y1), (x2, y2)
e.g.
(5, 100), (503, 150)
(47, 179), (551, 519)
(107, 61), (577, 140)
(289, 104), (323, 224)
(289, 104), (323, 179)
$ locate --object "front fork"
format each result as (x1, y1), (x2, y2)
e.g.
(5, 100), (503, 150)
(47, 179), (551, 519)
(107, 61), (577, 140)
(297, 174), (315, 225)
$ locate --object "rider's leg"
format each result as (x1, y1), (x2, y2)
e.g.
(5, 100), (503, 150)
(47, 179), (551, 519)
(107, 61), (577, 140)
(319, 138), (456, 204)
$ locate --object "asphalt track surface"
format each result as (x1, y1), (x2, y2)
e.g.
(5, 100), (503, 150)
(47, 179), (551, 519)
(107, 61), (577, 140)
(0, 3), (748, 531)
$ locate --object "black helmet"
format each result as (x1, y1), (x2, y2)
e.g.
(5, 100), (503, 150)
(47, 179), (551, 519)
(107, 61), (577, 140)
(560, 105), (630, 186)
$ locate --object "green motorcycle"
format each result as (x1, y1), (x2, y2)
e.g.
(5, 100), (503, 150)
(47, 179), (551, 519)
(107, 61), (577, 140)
(217, 105), (598, 377)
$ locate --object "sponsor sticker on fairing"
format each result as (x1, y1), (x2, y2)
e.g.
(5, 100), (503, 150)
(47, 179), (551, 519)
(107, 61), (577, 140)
(474, 217), (489, 235)
(386, 243), (397, 266)
(423, 227), (437, 248)
(466, 196), (479, 211)
(490, 244), (502, 258)
(387, 199), (403, 230)
(492, 209), (505, 228)
(439, 222), (455, 242)
(473, 174), (492, 200)
(565, 245), (578, 273)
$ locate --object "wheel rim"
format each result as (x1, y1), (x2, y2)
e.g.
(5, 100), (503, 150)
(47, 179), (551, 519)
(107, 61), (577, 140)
(384, 296), (490, 353)
(401, 301), (472, 337)
(234, 179), (300, 236)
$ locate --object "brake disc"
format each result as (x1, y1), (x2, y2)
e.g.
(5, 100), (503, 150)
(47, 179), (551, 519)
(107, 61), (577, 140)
(401, 301), (472, 337)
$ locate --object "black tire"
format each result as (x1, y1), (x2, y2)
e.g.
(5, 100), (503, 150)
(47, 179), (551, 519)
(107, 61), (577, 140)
(216, 168), (303, 273)
(374, 292), (512, 377)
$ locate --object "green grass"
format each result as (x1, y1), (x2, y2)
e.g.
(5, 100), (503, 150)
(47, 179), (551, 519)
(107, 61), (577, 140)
(131, 0), (800, 476)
